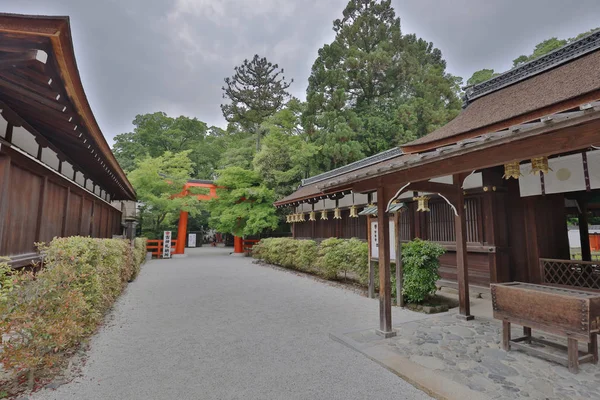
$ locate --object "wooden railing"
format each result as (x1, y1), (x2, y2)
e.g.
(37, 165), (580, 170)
(243, 239), (260, 255)
(146, 239), (178, 258)
(540, 258), (600, 291)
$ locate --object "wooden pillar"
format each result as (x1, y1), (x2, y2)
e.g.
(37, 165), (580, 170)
(376, 186), (395, 337)
(454, 174), (473, 320)
(579, 200), (591, 262)
(367, 215), (375, 299)
(174, 210), (188, 254)
(233, 236), (243, 253)
(394, 212), (404, 306)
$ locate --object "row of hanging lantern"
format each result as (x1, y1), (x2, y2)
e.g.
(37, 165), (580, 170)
(503, 156), (551, 179)
(287, 195), (361, 223)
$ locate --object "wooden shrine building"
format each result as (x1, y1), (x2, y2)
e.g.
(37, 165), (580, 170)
(275, 31), (600, 336)
(0, 14), (136, 267)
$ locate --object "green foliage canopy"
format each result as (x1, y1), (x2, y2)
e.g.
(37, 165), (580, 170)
(206, 167), (279, 236)
(127, 151), (201, 238)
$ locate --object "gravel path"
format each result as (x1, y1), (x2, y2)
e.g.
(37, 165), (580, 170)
(29, 247), (432, 400)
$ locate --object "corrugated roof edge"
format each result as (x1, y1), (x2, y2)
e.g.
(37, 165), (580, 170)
(302, 147), (403, 186)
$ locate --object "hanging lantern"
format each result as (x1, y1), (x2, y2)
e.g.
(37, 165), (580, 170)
(298, 212), (305, 222)
(333, 208), (342, 219)
(531, 156), (551, 175)
(286, 214), (292, 224)
(309, 211), (316, 221)
(349, 205), (359, 218)
(503, 161), (521, 180)
(414, 196), (430, 212)
(320, 210), (328, 220)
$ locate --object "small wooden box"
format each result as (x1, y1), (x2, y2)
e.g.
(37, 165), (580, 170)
(491, 282), (600, 372)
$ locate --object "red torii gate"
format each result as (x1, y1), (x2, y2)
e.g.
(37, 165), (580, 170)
(173, 179), (243, 255)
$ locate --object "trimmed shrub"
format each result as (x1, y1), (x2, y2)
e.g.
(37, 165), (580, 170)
(0, 236), (147, 377)
(316, 238), (345, 279)
(401, 239), (445, 303)
(0, 258), (16, 302)
(253, 237), (368, 281)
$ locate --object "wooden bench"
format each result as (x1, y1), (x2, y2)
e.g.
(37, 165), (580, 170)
(491, 282), (599, 373)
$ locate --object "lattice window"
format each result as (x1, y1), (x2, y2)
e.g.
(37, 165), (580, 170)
(399, 208), (412, 241)
(540, 258), (600, 290)
(427, 198), (482, 243)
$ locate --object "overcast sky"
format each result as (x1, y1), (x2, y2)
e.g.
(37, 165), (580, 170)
(5, 0), (600, 144)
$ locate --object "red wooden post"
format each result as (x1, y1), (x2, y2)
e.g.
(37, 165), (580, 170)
(174, 210), (188, 255)
(454, 173), (474, 320)
(376, 186), (395, 337)
(234, 236), (243, 253)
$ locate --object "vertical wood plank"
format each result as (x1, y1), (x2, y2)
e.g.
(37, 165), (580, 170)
(454, 173), (473, 320)
(523, 326), (532, 344)
(589, 333), (598, 365)
(0, 154), (11, 253)
(502, 321), (511, 350)
(376, 186), (394, 336)
(61, 186), (70, 236)
(568, 338), (579, 373)
(34, 176), (48, 242)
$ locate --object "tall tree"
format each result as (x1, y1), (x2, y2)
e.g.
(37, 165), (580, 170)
(221, 55), (293, 151)
(112, 112), (223, 179)
(128, 151), (201, 238)
(253, 99), (319, 198)
(468, 27), (600, 85)
(206, 167), (278, 237)
(466, 68), (499, 86)
(304, 0), (460, 170)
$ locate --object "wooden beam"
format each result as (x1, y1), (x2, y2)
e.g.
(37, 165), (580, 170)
(376, 186), (395, 337)
(454, 173), (473, 320)
(0, 69), (59, 101)
(0, 50), (37, 69)
(347, 115), (600, 195)
(0, 76), (65, 112)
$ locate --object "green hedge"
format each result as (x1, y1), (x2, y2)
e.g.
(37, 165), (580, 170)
(401, 239), (445, 303)
(0, 236), (147, 376)
(253, 237), (368, 281)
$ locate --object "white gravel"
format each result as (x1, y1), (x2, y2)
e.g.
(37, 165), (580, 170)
(29, 247), (432, 400)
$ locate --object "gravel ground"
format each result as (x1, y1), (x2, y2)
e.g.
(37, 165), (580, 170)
(29, 247), (432, 400)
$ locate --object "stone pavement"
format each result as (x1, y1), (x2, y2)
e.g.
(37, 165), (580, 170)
(26, 247), (433, 400)
(332, 311), (600, 400)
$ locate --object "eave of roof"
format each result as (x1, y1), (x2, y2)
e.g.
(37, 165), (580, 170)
(0, 13), (135, 200)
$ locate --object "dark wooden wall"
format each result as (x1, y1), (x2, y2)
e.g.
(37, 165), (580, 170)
(0, 145), (123, 266)
(290, 167), (571, 287)
(294, 209), (367, 240)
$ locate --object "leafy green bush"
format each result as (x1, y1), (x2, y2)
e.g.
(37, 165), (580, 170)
(0, 258), (16, 301)
(401, 239), (445, 303)
(0, 236), (147, 377)
(132, 238), (148, 280)
(316, 238), (345, 279)
(253, 237), (368, 281)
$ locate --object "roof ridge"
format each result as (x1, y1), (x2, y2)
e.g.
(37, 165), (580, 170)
(463, 29), (600, 106)
(301, 147), (403, 186)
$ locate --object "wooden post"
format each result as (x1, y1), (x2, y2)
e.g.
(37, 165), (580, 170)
(502, 321), (511, 350)
(394, 212), (404, 307)
(568, 338), (579, 373)
(523, 326), (532, 344)
(454, 174), (473, 320)
(579, 200), (591, 262)
(367, 216), (375, 299)
(61, 187), (70, 236)
(174, 210), (188, 254)
(589, 333), (598, 364)
(35, 176), (48, 241)
(376, 186), (395, 337)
